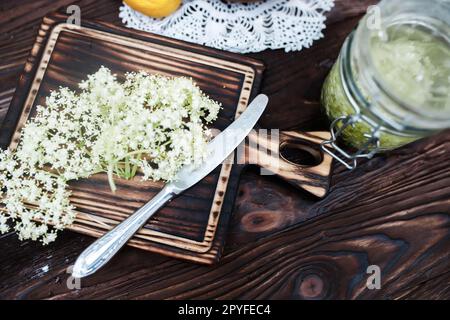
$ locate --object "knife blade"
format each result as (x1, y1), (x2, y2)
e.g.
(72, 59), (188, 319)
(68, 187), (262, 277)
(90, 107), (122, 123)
(72, 94), (268, 278)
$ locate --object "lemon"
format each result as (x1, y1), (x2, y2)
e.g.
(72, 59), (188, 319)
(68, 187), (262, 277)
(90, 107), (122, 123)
(124, 0), (182, 19)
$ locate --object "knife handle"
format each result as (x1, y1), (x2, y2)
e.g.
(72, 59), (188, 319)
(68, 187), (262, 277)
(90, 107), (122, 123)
(72, 185), (176, 278)
(242, 130), (333, 198)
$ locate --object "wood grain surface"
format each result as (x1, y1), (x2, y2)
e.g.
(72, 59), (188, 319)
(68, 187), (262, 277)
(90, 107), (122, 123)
(0, 13), (333, 265)
(1, 0), (450, 300)
(0, 13), (265, 265)
(243, 130), (333, 198)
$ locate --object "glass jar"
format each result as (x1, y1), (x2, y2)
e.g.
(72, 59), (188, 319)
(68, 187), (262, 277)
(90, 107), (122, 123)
(320, 0), (450, 169)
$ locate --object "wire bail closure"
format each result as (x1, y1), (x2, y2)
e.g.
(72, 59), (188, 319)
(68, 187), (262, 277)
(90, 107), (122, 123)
(320, 114), (381, 170)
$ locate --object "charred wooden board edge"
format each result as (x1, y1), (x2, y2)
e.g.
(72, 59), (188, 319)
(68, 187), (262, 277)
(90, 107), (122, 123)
(6, 23), (255, 253)
(0, 13), (265, 265)
(276, 131), (333, 198)
(241, 130), (333, 198)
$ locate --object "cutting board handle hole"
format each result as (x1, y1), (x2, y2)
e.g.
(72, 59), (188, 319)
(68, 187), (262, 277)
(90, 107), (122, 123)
(280, 140), (323, 167)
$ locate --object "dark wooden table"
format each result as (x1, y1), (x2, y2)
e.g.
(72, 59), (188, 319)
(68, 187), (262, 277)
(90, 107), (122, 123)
(1, 0), (449, 300)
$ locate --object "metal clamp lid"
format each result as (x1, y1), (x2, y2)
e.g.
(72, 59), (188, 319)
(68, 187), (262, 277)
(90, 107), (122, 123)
(320, 114), (381, 170)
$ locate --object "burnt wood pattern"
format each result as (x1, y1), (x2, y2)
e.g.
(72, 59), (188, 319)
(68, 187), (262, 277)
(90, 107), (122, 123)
(0, 13), (332, 265)
(1, 0), (450, 300)
(0, 13), (265, 265)
(243, 130), (333, 198)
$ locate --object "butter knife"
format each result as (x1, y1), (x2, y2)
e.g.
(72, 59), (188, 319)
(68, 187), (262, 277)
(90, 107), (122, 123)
(72, 94), (268, 278)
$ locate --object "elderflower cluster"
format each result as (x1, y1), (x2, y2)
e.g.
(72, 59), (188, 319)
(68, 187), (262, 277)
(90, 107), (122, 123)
(0, 150), (75, 244)
(0, 66), (220, 244)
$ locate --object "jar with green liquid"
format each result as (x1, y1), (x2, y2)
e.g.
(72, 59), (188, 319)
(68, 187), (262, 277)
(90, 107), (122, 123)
(321, 0), (450, 169)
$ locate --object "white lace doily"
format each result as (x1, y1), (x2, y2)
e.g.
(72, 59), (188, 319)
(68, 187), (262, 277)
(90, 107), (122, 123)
(119, 0), (335, 53)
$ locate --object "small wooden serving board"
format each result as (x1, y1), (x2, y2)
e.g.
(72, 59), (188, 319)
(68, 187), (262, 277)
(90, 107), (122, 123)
(0, 14), (333, 265)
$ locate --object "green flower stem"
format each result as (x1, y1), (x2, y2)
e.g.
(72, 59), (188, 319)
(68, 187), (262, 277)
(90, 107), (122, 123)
(37, 169), (60, 179)
(102, 151), (150, 184)
(125, 156), (131, 178)
(131, 154), (141, 178)
(123, 150), (152, 157)
(107, 163), (117, 193)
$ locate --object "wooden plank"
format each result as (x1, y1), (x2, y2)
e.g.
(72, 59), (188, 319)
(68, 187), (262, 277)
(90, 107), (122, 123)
(1, 11), (333, 267)
(0, 13), (264, 265)
(2, 0), (450, 300)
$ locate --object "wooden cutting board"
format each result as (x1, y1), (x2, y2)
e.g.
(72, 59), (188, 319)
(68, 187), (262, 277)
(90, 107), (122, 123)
(0, 13), (332, 265)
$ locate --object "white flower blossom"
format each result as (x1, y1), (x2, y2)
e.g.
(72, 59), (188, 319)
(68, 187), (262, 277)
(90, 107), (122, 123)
(0, 66), (220, 244)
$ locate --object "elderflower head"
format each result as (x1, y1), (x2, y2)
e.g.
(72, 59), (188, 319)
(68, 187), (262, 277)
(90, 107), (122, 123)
(0, 150), (75, 243)
(86, 68), (221, 189)
(0, 66), (221, 244)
